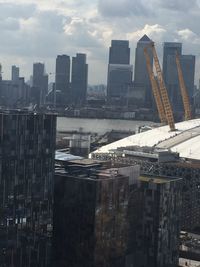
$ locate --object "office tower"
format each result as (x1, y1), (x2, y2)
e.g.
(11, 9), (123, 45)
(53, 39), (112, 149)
(162, 42), (195, 118)
(32, 63), (48, 106)
(0, 66), (27, 108)
(71, 53), (88, 105)
(107, 40), (132, 104)
(55, 55), (70, 107)
(162, 42), (182, 114)
(163, 42), (182, 81)
(181, 55), (195, 108)
(0, 110), (56, 267)
(109, 40), (130, 64)
(53, 164), (140, 267)
(133, 35), (153, 107)
(131, 175), (182, 267)
(11, 65), (19, 82)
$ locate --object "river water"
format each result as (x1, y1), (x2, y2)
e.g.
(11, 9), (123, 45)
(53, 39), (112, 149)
(57, 117), (157, 134)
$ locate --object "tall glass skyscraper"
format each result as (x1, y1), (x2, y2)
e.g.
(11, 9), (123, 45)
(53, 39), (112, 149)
(55, 55), (70, 107)
(133, 35), (153, 108)
(32, 62), (48, 106)
(0, 110), (56, 267)
(107, 40), (132, 104)
(162, 42), (195, 118)
(71, 53), (88, 106)
(109, 40), (130, 64)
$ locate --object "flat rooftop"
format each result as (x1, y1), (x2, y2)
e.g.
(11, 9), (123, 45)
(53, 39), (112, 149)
(92, 118), (200, 161)
(139, 175), (182, 184)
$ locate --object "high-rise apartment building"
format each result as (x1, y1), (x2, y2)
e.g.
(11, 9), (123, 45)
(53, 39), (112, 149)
(133, 35), (153, 107)
(53, 161), (181, 267)
(107, 40), (132, 104)
(53, 164), (138, 267)
(132, 175), (182, 267)
(71, 53), (88, 105)
(55, 55), (70, 107)
(162, 42), (195, 118)
(32, 63), (48, 106)
(0, 110), (56, 267)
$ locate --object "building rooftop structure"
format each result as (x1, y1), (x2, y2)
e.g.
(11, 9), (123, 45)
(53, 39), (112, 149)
(92, 118), (200, 161)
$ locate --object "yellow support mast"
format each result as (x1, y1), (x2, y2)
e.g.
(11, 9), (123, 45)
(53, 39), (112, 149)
(144, 47), (166, 124)
(175, 51), (192, 120)
(150, 43), (176, 131)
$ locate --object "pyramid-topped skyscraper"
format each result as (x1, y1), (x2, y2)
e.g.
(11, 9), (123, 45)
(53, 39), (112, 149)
(138, 34), (152, 42)
(133, 34), (153, 108)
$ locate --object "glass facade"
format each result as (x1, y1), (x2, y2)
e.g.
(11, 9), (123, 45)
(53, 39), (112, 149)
(0, 110), (56, 267)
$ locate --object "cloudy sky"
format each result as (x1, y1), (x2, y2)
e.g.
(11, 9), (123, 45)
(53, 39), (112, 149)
(1, 0), (200, 85)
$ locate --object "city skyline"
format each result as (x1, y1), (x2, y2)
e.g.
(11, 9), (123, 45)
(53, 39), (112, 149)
(0, 0), (200, 84)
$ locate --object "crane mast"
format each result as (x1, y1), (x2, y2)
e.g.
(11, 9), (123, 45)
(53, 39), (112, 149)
(143, 48), (166, 123)
(175, 52), (192, 120)
(150, 43), (176, 131)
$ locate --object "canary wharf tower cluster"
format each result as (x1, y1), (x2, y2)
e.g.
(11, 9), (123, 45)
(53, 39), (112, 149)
(0, 34), (196, 121)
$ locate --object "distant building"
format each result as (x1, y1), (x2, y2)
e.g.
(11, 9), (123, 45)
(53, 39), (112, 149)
(32, 63), (48, 106)
(162, 42), (195, 118)
(109, 40), (130, 65)
(133, 35), (153, 108)
(107, 40), (132, 104)
(11, 65), (19, 82)
(0, 110), (56, 267)
(0, 65), (29, 108)
(55, 55), (70, 107)
(163, 42), (182, 82)
(71, 53), (88, 106)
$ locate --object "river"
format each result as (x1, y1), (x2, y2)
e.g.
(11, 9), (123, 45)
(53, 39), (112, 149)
(57, 117), (157, 134)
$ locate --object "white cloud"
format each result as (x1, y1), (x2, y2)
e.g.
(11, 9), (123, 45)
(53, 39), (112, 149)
(127, 24), (166, 42)
(0, 0), (199, 84)
(177, 29), (200, 44)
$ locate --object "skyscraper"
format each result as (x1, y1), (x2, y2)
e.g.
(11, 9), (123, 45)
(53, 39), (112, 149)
(132, 175), (182, 267)
(0, 65), (28, 108)
(55, 55), (70, 107)
(53, 160), (182, 267)
(109, 40), (130, 65)
(53, 164), (138, 267)
(32, 63), (48, 106)
(11, 65), (19, 82)
(0, 110), (56, 267)
(107, 40), (132, 104)
(71, 53), (88, 105)
(163, 42), (182, 82)
(162, 42), (195, 118)
(133, 35), (153, 107)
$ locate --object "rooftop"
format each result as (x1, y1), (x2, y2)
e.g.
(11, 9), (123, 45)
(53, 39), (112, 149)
(139, 175), (182, 184)
(92, 118), (200, 161)
(139, 34), (152, 42)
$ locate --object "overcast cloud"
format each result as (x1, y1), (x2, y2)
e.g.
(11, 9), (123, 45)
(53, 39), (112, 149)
(0, 0), (200, 84)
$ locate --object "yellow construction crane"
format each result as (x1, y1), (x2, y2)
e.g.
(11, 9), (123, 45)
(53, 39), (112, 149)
(175, 51), (192, 120)
(144, 47), (166, 124)
(150, 43), (176, 131)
